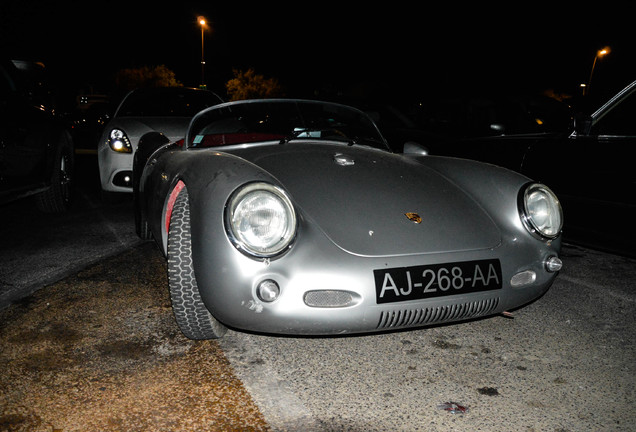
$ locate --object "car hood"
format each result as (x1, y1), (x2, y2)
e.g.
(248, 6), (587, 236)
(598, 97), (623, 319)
(110, 117), (192, 142)
(241, 143), (501, 257)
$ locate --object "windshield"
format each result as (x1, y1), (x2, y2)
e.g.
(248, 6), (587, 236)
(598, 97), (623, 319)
(186, 99), (389, 151)
(117, 88), (222, 117)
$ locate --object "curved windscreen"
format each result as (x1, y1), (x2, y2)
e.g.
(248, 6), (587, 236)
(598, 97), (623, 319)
(186, 99), (389, 150)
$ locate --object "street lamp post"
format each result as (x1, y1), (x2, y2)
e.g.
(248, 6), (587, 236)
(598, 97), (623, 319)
(198, 16), (207, 88)
(584, 47), (610, 96)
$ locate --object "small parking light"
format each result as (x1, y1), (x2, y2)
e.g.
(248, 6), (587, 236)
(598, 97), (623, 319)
(545, 256), (563, 272)
(257, 279), (280, 302)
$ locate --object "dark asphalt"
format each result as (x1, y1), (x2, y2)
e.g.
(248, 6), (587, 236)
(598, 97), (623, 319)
(0, 154), (142, 309)
(0, 242), (269, 431)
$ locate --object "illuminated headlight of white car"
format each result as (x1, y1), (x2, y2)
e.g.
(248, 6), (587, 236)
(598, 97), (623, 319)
(226, 182), (297, 258)
(107, 128), (132, 153)
(520, 183), (563, 239)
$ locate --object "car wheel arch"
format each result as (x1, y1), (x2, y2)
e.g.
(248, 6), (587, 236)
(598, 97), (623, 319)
(161, 179), (187, 253)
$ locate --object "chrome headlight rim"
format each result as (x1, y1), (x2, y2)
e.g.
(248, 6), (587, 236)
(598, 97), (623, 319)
(519, 182), (563, 240)
(225, 182), (297, 258)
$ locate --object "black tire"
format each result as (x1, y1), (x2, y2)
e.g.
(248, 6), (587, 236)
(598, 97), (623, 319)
(35, 134), (73, 212)
(167, 187), (227, 339)
(137, 216), (153, 241)
(132, 151), (152, 240)
(133, 133), (169, 240)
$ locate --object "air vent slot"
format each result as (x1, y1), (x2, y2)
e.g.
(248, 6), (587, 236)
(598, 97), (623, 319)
(377, 297), (500, 329)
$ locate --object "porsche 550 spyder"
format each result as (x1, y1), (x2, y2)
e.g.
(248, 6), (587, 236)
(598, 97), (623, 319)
(133, 99), (563, 339)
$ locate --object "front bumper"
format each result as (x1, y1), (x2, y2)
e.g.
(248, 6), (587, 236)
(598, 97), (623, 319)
(194, 224), (561, 336)
(97, 147), (134, 193)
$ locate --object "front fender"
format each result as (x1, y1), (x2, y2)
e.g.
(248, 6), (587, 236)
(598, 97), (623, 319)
(143, 148), (279, 255)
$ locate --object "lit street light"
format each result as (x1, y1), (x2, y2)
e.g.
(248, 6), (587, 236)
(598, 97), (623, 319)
(198, 16), (208, 89)
(584, 46), (610, 95)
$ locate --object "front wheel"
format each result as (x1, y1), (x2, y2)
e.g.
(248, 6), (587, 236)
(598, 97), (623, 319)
(35, 134), (73, 212)
(167, 186), (227, 339)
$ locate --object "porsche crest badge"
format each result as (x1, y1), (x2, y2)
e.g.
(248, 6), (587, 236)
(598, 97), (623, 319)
(405, 212), (422, 224)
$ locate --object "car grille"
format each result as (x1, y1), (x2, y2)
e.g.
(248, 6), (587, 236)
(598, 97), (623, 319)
(376, 297), (500, 329)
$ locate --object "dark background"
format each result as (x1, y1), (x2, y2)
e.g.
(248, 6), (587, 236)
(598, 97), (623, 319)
(2, 2), (634, 106)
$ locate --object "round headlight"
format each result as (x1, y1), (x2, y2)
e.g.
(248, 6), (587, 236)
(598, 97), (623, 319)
(521, 183), (563, 239)
(227, 183), (297, 257)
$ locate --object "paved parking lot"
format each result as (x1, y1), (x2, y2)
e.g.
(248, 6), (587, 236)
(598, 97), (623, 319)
(0, 243), (268, 431)
(1, 241), (634, 431)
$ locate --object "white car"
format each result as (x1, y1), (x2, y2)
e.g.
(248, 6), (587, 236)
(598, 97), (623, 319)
(98, 87), (222, 193)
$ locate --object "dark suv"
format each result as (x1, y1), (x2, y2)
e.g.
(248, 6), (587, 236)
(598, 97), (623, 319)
(0, 59), (74, 212)
(436, 81), (635, 257)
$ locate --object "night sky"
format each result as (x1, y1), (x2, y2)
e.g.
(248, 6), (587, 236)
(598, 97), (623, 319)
(2, 1), (634, 104)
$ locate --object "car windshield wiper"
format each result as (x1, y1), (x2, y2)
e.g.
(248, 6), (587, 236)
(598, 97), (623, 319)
(279, 129), (389, 151)
(351, 136), (388, 149)
(279, 130), (305, 144)
(279, 128), (357, 145)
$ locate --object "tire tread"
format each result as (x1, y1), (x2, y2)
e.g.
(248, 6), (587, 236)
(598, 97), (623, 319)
(167, 187), (227, 339)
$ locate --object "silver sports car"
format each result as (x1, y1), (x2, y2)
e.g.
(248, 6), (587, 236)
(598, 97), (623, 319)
(133, 99), (563, 339)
